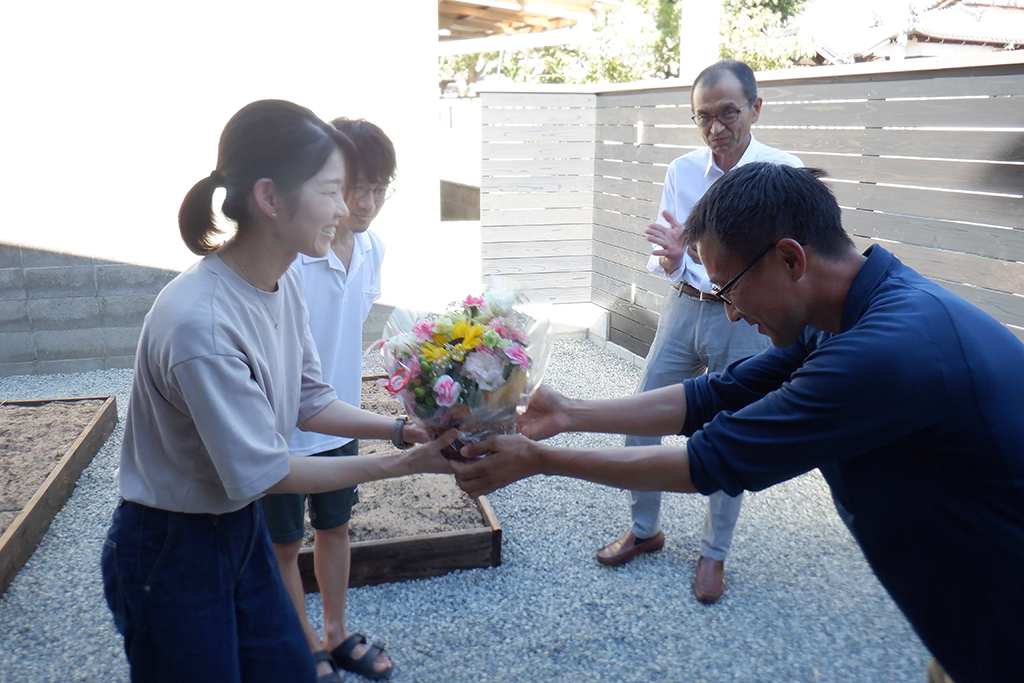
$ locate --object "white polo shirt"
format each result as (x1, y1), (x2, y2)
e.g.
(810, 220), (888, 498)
(288, 230), (385, 456)
(647, 135), (802, 290)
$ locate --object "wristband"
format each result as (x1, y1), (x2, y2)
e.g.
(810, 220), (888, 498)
(391, 417), (410, 449)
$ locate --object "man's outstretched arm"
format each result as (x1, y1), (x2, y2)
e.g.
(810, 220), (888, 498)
(453, 436), (696, 499)
(518, 383), (687, 441)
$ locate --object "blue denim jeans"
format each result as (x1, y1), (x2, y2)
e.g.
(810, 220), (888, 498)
(101, 499), (316, 683)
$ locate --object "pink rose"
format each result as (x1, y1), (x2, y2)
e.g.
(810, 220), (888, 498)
(504, 343), (530, 369)
(433, 375), (462, 407)
(490, 317), (528, 344)
(463, 295), (485, 308)
(413, 319), (435, 341)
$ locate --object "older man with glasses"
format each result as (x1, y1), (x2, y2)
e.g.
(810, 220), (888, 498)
(592, 59), (801, 605)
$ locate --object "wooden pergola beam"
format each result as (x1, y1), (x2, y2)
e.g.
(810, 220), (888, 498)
(439, 0), (616, 41)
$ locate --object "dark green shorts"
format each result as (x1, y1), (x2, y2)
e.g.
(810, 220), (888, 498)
(261, 440), (359, 544)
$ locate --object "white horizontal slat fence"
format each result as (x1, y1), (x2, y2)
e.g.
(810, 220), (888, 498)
(481, 53), (1024, 357)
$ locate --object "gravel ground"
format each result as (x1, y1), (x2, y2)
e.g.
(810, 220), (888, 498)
(0, 337), (929, 682)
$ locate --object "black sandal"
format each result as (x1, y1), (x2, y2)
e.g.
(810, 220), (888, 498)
(331, 633), (393, 680)
(312, 650), (345, 683)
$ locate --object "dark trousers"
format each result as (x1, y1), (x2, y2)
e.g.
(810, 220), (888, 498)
(101, 499), (316, 683)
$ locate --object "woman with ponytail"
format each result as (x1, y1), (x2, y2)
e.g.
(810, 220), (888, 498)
(101, 100), (453, 683)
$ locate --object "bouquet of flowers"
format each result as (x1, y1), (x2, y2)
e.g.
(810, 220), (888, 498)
(367, 289), (552, 460)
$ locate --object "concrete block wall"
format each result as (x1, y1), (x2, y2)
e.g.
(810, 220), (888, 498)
(441, 180), (481, 221)
(363, 303), (396, 353)
(0, 243), (178, 378)
(1, 243), (630, 379)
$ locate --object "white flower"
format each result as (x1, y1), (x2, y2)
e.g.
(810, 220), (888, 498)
(484, 289), (516, 318)
(433, 315), (454, 337)
(462, 350), (506, 391)
(383, 332), (419, 360)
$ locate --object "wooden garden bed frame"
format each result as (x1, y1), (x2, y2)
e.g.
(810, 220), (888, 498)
(298, 494), (502, 592)
(0, 393), (501, 595)
(0, 396), (117, 596)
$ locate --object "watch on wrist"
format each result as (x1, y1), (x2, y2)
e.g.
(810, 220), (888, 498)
(391, 416), (411, 449)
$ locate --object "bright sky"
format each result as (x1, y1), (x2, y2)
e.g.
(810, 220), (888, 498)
(796, 0), (918, 35)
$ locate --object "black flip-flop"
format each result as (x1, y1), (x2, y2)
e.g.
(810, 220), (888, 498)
(331, 633), (393, 680)
(313, 650), (345, 683)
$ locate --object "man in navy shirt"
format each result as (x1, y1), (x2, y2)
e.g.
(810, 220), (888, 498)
(453, 163), (1024, 683)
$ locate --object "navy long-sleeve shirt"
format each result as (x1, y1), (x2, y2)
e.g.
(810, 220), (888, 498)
(683, 245), (1024, 683)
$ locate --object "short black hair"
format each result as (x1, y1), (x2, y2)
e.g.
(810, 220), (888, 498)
(685, 163), (855, 262)
(330, 118), (397, 186)
(693, 60), (758, 102)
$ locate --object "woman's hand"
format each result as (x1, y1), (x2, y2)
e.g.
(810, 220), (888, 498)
(517, 384), (572, 440)
(402, 420), (430, 444)
(406, 428), (459, 475)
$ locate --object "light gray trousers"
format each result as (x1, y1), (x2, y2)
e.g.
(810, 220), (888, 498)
(625, 288), (770, 561)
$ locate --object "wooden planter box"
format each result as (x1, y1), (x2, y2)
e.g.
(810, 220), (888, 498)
(298, 495), (502, 592)
(0, 396), (117, 597)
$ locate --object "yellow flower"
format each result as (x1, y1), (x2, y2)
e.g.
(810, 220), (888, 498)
(421, 342), (448, 363)
(452, 320), (485, 351)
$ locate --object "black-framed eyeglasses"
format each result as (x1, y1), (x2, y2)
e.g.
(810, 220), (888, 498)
(350, 183), (394, 204)
(711, 241), (776, 306)
(691, 98), (755, 129)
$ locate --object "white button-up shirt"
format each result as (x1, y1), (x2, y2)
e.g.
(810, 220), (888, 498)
(647, 135), (802, 291)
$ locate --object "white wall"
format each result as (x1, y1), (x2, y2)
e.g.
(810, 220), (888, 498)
(438, 98), (482, 187)
(0, 1), (447, 307)
(678, 0), (723, 81)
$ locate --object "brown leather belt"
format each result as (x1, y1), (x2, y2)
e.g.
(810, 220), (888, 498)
(674, 281), (722, 302)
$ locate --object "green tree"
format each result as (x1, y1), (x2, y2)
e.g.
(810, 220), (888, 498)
(652, 0), (681, 79)
(440, 0), (672, 88)
(439, 0), (810, 92)
(759, 0), (808, 20)
(439, 52), (500, 95)
(720, 0), (812, 70)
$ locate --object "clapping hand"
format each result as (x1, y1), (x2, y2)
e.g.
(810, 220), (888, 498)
(645, 210), (689, 270)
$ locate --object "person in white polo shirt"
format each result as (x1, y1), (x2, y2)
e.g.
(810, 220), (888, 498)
(262, 119), (397, 682)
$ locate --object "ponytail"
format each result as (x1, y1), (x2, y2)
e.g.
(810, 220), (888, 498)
(178, 100), (343, 256)
(178, 172), (224, 256)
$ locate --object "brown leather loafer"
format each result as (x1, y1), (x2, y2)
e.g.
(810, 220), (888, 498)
(693, 555), (726, 604)
(926, 658), (955, 683)
(595, 529), (665, 566)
